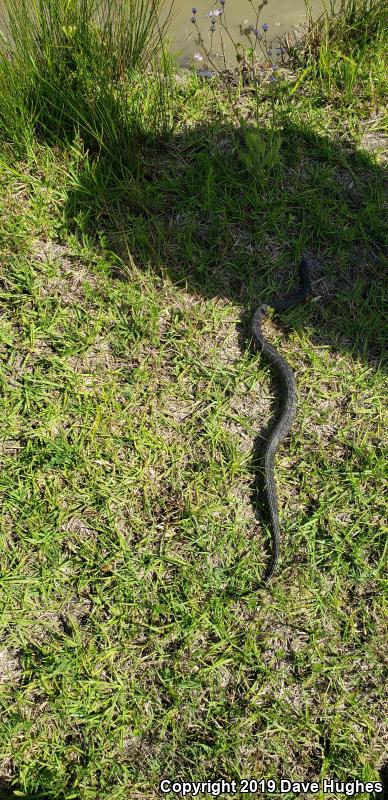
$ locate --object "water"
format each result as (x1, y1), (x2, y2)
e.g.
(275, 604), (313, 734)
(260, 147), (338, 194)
(0, 0), (324, 67)
(166, 0), (323, 67)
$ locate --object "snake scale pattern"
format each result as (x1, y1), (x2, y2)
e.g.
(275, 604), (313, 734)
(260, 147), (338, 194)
(251, 258), (311, 581)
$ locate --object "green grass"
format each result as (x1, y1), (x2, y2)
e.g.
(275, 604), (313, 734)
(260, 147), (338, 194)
(0, 0), (174, 159)
(0, 0), (387, 797)
(283, 0), (387, 116)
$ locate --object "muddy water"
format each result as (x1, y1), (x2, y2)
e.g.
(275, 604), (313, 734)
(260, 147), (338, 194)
(166, 0), (324, 66)
(0, 0), (325, 67)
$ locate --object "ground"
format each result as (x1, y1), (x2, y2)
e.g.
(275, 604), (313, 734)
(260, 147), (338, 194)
(0, 22), (387, 800)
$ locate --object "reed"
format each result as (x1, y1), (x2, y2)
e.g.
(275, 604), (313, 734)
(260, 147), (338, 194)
(276, 0), (387, 109)
(0, 0), (175, 159)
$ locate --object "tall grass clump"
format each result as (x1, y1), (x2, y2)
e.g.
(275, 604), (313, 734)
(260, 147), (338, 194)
(0, 0), (175, 161)
(287, 0), (388, 106)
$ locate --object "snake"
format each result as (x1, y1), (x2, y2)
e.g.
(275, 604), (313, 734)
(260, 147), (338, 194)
(251, 258), (311, 581)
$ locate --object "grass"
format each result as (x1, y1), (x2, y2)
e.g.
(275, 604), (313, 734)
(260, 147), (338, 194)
(0, 0), (174, 159)
(284, 0), (387, 112)
(0, 0), (387, 797)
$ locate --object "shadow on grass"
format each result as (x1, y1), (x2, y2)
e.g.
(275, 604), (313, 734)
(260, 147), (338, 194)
(64, 119), (387, 370)
(59, 117), (387, 580)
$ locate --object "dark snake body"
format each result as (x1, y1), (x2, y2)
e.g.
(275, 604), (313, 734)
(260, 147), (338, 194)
(251, 258), (311, 581)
